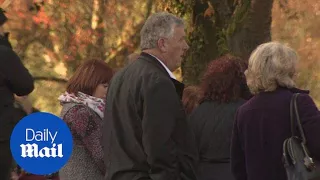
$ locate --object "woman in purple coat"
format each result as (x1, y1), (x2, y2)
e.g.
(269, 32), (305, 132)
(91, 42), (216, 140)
(231, 42), (320, 180)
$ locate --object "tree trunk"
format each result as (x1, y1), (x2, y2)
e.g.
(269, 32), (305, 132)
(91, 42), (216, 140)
(182, 0), (219, 85)
(89, 0), (106, 59)
(163, 0), (274, 85)
(228, 0), (274, 60)
(106, 0), (153, 70)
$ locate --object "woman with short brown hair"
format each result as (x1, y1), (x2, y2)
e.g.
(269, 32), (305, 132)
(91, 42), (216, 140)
(58, 59), (113, 180)
(66, 59), (113, 98)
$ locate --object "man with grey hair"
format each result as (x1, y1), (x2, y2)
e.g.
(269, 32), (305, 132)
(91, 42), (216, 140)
(102, 12), (198, 180)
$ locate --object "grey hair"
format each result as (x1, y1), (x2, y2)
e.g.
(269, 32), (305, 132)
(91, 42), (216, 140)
(140, 12), (184, 50)
(245, 42), (298, 95)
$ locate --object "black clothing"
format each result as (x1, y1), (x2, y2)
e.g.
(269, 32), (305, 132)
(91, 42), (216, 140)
(188, 100), (245, 180)
(102, 52), (198, 180)
(0, 34), (34, 180)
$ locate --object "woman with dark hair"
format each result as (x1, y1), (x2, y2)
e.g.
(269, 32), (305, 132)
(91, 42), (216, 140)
(182, 85), (201, 115)
(58, 59), (113, 180)
(188, 55), (246, 180)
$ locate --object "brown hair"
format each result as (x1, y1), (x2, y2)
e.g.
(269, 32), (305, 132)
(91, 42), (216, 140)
(200, 55), (246, 103)
(182, 86), (201, 115)
(66, 59), (114, 95)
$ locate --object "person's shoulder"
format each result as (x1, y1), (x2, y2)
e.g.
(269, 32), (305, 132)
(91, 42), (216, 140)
(189, 101), (211, 118)
(0, 44), (10, 50)
(63, 104), (92, 118)
(136, 72), (174, 98)
(236, 96), (257, 115)
(0, 45), (15, 55)
(237, 88), (312, 113)
(74, 104), (100, 117)
(63, 104), (103, 125)
(146, 71), (173, 86)
(0, 44), (15, 52)
(296, 92), (318, 109)
(236, 98), (247, 107)
(0, 45), (19, 65)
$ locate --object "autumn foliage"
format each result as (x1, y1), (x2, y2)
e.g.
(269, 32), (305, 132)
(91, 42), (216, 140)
(0, 0), (318, 113)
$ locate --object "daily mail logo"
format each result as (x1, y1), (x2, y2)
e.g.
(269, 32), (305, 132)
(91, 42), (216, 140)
(10, 112), (73, 175)
(20, 129), (63, 158)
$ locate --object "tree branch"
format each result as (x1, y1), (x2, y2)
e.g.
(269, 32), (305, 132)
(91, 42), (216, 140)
(106, 21), (144, 63)
(227, 0), (274, 60)
(33, 76), (68, 83)
(1, 0), (13, 9)
(210, 0), (233, 27)
(145, 0), (153, 19)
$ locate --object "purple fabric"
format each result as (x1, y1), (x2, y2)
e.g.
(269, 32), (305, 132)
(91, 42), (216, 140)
(231, 87), (320, 180)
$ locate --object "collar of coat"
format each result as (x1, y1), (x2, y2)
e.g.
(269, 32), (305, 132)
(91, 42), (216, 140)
(140, 52), (185, 99)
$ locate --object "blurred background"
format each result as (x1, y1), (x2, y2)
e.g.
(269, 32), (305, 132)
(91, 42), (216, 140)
(1, 0), (319, 115)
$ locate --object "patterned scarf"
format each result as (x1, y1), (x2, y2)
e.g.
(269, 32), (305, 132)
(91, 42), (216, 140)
(58, 91), (105, 118)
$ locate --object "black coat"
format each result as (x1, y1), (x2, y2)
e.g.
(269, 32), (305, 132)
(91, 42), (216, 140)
(188, 99), (245, 180)
(0, 33), (34, 141)
(102, 52), (198, 180)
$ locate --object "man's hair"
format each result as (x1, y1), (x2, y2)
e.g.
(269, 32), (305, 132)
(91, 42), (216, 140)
(140, 12), (184, 50)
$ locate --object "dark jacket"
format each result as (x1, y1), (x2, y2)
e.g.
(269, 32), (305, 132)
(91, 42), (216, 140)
(102, 52), (198, 180)
(231, 87), (320, 180)
(188, 99), (245, 180)
(0, 33), (34, 141)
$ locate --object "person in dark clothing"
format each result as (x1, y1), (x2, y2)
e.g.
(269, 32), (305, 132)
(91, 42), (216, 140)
(0, 9), (34, 180)
(10, 96), (60, 180)
(102, 12), (198, 180)
(182, 85), (201, 115)
(188, 55), (246, 180)
(231, 42), (320, 180)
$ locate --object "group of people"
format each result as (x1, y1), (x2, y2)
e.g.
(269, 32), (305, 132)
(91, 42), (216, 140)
(1, 9), (320, 180)
(57, 12), (320, 180)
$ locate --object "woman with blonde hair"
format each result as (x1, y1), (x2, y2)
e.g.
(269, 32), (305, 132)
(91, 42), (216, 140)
(231, 42), (320, 180)
(58, 59), (113, 180)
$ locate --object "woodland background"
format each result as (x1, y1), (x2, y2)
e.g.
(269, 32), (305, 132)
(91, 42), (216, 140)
(1, 0), (319, 115)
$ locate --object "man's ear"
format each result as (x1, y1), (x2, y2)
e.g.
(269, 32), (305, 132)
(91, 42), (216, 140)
(157, 38), (167, 52)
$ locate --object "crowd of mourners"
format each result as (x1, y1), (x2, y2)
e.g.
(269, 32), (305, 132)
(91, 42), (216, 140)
(1, 9), (319, 180)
